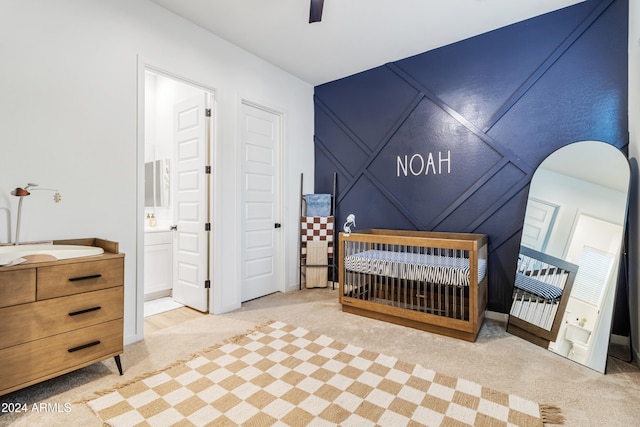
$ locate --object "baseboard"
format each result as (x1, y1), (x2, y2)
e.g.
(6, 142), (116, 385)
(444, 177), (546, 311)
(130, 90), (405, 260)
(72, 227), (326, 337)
(144, 289), (171, 302)
(610, 333), (630, 346)
(485, 310), (509, 323)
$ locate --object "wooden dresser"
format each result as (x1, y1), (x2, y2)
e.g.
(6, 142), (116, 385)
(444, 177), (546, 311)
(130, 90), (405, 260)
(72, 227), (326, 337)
(0, 238), (124, 396)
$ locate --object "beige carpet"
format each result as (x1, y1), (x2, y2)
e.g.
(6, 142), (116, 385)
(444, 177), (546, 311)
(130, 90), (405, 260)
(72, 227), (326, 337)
(86, 321), (560, 427)
(2, 289), (639, 426)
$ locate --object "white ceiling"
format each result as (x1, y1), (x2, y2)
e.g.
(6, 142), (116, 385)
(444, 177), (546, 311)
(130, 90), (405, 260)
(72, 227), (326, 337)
(149, 0), (584, 86)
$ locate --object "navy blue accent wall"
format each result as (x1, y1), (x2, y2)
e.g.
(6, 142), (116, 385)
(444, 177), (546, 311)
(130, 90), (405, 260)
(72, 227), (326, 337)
(314, 0), (629, 314)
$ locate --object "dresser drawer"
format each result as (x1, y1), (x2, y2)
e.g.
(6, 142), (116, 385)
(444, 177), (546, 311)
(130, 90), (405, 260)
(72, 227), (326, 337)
(0, 269), (36, 308)
(0, 319), (123, 395)
(37, 258), (124, 300)
(0, 286), (123, 349)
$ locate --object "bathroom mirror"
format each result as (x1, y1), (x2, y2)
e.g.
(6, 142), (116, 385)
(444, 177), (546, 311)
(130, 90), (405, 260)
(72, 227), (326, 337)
(145, 159), (170, 208)
(507, 141), (630, 373)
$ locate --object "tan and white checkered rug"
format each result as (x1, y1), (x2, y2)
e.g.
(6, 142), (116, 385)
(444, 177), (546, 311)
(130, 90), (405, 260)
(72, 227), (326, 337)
(87, 321), (562, 426)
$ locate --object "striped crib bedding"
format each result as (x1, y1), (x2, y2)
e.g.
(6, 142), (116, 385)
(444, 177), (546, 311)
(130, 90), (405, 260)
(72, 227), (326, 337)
(344, 249), (487, 287)
(514, 272), (563, 302)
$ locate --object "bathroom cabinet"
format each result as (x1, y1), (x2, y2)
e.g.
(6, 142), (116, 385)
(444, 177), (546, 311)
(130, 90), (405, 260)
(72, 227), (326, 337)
(144, 230), (173, 300)
(0, 238), (124, 396)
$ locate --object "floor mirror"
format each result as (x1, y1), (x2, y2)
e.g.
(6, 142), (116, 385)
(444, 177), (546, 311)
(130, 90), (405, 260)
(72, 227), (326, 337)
(507, 141), (630, 373)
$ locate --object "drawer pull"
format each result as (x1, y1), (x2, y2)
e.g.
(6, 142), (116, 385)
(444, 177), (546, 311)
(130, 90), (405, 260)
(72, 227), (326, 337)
(68, 306), (102, 316)
(68, 340), (101, 353)
(68, 274), (102, 282)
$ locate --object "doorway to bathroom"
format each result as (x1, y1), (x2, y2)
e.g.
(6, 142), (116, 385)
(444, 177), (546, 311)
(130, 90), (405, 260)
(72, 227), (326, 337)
(143, 70), (212, 322)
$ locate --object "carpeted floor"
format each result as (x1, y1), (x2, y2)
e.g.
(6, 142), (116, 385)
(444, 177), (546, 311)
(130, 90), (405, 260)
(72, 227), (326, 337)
(86, 321), (556, 426)
(1, 288), (640, 426)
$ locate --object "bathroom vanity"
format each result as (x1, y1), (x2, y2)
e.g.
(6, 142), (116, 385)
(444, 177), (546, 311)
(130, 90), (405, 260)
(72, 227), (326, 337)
(0, 238), (124, 396)
(144, 229), (173, 300)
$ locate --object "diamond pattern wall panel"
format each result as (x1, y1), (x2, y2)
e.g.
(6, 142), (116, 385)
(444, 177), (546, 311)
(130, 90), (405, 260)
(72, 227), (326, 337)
(314, 0), (628, 312)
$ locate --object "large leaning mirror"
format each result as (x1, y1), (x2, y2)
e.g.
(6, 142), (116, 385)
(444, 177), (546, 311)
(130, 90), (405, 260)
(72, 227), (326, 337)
(507, 141), (630, 373)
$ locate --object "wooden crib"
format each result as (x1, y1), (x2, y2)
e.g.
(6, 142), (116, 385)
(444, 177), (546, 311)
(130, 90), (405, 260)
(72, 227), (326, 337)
(339, 229), (488, 342)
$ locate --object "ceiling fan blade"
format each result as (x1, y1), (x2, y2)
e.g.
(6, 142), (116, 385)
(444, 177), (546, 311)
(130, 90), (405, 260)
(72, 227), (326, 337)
(309, 0), (324, 23)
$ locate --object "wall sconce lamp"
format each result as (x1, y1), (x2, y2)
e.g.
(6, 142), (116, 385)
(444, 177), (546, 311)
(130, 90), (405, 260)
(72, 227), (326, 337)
(11, 183), (62, 245)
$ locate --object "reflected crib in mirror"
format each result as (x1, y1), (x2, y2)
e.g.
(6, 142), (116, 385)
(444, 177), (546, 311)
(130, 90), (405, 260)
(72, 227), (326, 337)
(507, 141), (630, 373)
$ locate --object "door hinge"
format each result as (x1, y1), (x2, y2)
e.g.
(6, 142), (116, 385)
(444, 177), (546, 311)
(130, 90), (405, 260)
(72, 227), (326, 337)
(205, 108), (212, 117)
(205, 223), (211, 231)
(204, 279), (211, 289)
(205, 165), (211, 174)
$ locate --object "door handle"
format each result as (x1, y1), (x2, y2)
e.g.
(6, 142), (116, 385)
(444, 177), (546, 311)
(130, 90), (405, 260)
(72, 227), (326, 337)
(274, 223), (282, 229)
(170, 225), (177, 231)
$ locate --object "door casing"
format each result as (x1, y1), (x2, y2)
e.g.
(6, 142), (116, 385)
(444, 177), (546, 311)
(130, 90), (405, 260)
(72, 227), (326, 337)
(136, 58), (217, 341)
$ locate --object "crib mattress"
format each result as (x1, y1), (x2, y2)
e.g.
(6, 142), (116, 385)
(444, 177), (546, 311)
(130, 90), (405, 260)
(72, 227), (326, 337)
(344, 250), (486, 287)
(514, 272), (563, 302)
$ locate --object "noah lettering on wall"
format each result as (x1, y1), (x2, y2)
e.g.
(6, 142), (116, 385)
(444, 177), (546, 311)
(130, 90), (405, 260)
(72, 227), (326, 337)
(397, 150), (451, 177)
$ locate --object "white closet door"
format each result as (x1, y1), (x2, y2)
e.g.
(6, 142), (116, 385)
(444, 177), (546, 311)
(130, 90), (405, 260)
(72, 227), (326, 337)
(240, 102), (281, 302)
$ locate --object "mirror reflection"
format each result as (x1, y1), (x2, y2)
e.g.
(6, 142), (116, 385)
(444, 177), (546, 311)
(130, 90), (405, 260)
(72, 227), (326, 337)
(507, 141), (630, 373)
(145, 159), (171, 208)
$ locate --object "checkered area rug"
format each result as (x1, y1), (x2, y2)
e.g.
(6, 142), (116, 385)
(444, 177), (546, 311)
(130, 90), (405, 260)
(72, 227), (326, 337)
(86, 321), (560, 426)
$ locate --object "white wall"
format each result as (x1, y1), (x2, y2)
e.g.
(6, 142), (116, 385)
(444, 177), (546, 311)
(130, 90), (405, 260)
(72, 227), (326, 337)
(628, 0), (640, 366)
(0, 0), (315, 344)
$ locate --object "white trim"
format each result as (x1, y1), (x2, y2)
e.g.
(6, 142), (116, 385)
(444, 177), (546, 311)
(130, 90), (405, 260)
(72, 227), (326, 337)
(133, 56), (146, 345)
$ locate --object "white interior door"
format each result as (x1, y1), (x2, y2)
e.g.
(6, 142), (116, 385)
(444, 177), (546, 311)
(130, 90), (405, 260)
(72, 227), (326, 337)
(173, 94), (210, 312)
(565, 214), (623, 265)
(565, 214), (622, 309)
(522, 198), (558, 251)
(241, 102), (281, 302)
